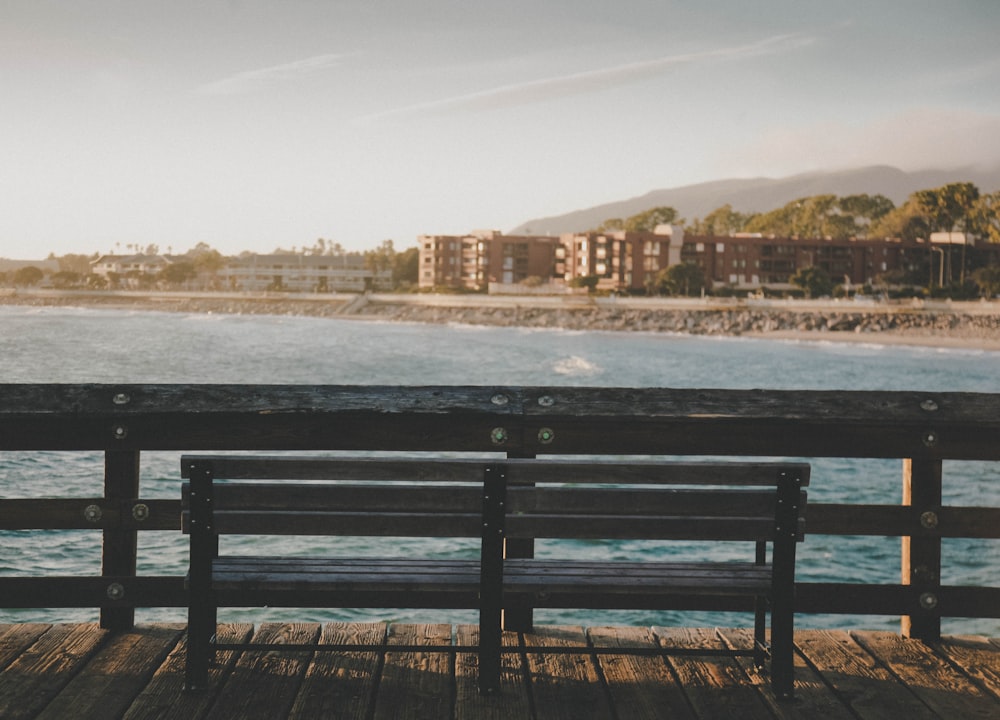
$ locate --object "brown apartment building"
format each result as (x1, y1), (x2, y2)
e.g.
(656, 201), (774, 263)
(420, 228), (994, 293)
(418, 230), (563, 290)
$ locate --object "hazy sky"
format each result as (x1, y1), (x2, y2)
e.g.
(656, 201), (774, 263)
(3, 0), (1000, 259)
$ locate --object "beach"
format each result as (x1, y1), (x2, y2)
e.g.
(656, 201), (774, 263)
(3, 288), (1000, 352)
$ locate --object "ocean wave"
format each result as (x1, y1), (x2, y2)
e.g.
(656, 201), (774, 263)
(552, 355), (602, 376)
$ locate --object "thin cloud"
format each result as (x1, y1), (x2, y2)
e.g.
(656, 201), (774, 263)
(197, 53), (348, 96)
(359, 34), (813, 122)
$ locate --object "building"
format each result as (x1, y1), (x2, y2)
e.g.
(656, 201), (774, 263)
(220, 254), (390, 293)
(418, 231), (561, 290)
(681, 234), (929, 290)
(561, 225), (684, 291)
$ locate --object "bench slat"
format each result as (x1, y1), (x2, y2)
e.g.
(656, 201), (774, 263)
(201, 484), (786, 518)
(181, 455), (810, 487)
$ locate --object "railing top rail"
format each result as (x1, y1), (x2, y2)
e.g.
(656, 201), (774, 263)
(1, 384), (997, 459)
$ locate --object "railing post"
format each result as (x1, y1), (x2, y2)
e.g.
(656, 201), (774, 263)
(102, 449), (140, 630)
(901, 457), (942, 640)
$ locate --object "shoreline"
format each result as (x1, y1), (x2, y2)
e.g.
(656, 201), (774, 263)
(3, 289), (1000, 352)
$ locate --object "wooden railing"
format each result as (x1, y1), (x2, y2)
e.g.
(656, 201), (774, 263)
(0, 384), (998, 640)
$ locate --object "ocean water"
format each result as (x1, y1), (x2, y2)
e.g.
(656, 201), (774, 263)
(1, 304), (998, 634)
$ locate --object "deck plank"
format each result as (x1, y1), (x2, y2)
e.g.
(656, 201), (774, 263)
(286, 622), (385, 720)
(718, 627), (855, 720)
(205, 623), (320, 720)
(852, 630), (1000, 720)
(454, 624), (532, 720)
(121, 623), (255, 720)
(373, 623), (453, 720)
(932, 635), (1000, 700)
(0, 624), (51, 670)
(35, 624), (184, 720)
(654, 627), (775, 720)
(523, 625), (614, 720)
(793, 629), (939, 720)
(0, 623), (109, 720)
(589, 625), (696, 720)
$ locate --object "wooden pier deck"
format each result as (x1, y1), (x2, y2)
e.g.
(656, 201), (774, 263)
(0, 623), (997, 720)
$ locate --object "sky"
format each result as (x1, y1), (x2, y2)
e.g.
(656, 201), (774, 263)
(2, 0), (1000, 260)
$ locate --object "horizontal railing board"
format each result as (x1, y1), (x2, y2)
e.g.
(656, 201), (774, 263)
(0, 575), (995, 618)
(0, 499), (178, 531)
(7, 499), (997, 538)
(1, 385), (998, 458)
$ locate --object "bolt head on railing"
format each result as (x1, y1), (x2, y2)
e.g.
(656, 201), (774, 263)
(106, 583), (126, 601)
(132, 503), (150, 522)
(919, 592), (939, 611)
(490, 427), (508, 445)
(83, 504), (103, 523)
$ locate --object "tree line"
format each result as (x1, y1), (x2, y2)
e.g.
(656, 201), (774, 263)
(1, 240), (420, 292)
(593, 181), (1000, 299)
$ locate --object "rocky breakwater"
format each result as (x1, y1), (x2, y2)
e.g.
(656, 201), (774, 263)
(358, 299), (1000, 342)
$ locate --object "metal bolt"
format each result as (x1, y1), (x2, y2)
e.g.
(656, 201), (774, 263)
(106, 583), (126, 601)
(490, 427), (508, 445)
(132, 503), (150, 522)
(112, 424), (128, 440)
(918, 592), (938, 610)
(83, 504), (103, 523)
(920, 399), (938, 412)
(491, 393), (509, 406)
(112, 392), (131, 406)
(537, 396), (555, 407)
(922, 430), (938, 447)
(537, 427), (555, 444)
(920, 511), (939, 530)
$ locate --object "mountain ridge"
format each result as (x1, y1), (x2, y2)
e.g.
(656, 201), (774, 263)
(509, 165), (1000, 236)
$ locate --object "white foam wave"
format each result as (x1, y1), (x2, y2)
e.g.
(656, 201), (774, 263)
(552, 355), (602, 376)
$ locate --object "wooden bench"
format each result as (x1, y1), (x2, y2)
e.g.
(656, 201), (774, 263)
(181, 455), (809, 697)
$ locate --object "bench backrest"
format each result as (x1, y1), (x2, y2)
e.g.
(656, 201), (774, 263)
(181, 455), (809, 545)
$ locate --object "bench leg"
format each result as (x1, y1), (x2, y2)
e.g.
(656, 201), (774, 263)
(753, 595), (768, 669)
(185, 604), (212, 690)
(769, 606), (794, 699)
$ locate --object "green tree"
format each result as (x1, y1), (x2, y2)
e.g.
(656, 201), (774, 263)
(596, 218), (624, 232)
(13, 266), (44, 286)
(689, 204), (755, 235)
(365, 239), (396, 276)
(971, 265), (1000, 298)
(654, 262), (705, 296)
(391, 246), (419, 288)
(744, 194), (894, 239)
(569, 275), (600, 293)
(790, 266), (834, 298)
(624, 206), (678, 232)
(913, 182), (980, 233)
(50, 271), (82, 289)
(159, 261), (197, 287)
(870, 199), (932, 242)
(969, 191), (1000, 244)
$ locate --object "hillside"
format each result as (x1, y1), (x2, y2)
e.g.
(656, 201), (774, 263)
(510, 165), (1000, 236)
